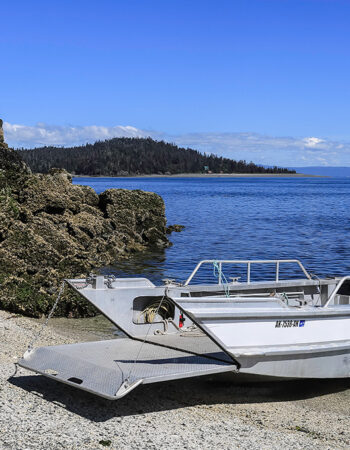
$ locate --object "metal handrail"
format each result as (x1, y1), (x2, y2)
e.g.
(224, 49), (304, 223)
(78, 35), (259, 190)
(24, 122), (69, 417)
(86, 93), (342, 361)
(183, 259), (311, 286)
(324, 276), (350, 307)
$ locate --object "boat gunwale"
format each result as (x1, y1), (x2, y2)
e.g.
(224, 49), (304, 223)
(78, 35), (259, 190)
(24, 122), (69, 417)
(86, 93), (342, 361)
(176, 308), (350, 320)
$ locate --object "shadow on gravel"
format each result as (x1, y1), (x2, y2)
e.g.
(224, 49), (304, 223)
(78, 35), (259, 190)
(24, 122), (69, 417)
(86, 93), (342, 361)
(8, 372), (350, 422)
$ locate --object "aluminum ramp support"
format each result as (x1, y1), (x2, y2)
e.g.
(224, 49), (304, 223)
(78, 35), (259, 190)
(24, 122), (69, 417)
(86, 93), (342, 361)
(18, 338), (238, 400)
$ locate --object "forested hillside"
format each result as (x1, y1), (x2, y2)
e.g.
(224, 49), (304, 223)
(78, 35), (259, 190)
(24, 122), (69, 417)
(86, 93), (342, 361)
(17, 137), (295, 175)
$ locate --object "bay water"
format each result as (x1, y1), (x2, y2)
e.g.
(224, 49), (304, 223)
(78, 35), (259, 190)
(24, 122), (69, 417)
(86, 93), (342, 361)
(73, 176), (350, 285)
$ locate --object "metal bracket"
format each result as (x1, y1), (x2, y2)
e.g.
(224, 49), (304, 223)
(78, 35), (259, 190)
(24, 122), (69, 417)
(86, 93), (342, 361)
(115, 379), (144, 399)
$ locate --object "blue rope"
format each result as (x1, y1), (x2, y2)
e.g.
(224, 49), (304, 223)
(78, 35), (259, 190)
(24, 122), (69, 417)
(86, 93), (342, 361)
(213, 260), (230, 298)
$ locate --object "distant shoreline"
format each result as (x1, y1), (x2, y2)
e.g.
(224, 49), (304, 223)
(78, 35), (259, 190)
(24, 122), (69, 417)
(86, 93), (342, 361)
(73, 172), (324, 179)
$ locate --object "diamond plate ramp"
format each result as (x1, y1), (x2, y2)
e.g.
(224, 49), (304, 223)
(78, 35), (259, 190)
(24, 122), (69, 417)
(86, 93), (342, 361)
(19, 338), (237, 399)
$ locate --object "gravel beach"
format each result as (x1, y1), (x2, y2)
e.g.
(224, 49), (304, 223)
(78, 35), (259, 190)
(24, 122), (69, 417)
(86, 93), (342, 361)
(0, 309), (349, 450)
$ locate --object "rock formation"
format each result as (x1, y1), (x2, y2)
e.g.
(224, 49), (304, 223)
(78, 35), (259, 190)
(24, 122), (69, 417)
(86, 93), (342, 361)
(0, 120), (170, 317)
(166, 224), (185, 234)
(0, 119), (5, 145)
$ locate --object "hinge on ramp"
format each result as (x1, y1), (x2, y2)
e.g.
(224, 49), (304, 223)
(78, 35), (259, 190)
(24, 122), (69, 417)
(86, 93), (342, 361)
(115, 379), (144, 399)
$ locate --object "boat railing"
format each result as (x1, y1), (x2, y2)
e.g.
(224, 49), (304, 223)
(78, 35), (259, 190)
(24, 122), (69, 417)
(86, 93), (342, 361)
(324, 276), (350, 307)
(184, 259), (312, 286)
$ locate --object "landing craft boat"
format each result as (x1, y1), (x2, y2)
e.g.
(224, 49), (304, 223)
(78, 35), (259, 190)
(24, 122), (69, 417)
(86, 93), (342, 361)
(18, 259), (350, 399)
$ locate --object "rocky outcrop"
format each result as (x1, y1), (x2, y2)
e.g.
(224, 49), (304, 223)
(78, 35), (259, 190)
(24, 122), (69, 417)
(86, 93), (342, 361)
(166, 224), (185, 234)
(0, 121), (170, 317)
(0, 119), (5, 145)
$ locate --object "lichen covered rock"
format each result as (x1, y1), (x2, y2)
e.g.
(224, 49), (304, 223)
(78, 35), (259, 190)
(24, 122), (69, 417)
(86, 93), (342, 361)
(0, 122), (170, 317)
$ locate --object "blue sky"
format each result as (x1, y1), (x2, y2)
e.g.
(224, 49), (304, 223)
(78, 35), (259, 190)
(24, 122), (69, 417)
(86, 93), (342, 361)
(1, 0), (350, 166)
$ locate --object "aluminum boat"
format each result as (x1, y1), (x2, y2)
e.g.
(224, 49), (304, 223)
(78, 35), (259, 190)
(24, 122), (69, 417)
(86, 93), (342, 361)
(18, 259), (350, 399)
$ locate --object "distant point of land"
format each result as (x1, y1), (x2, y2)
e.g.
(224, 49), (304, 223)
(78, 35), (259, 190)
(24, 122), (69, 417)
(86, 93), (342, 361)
(17, 137), (295, 177)
(74, 172), (322, 178)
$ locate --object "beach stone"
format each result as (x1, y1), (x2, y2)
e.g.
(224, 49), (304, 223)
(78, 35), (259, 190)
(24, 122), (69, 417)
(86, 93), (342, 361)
(0, 119), (170, 317)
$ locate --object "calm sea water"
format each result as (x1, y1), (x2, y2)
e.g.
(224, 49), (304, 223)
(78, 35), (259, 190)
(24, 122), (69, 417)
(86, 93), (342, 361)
(73, 177), (350, 284)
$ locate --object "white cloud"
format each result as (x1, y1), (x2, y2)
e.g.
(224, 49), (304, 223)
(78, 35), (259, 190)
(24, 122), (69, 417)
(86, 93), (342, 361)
(169, 132), (350, 166)
(3, 121), (350, 167)
(3, 122), (149, 148)
(303, 137), (325, 148)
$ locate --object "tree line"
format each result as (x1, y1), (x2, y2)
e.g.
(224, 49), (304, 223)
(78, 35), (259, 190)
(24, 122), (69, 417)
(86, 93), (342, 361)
(16, 137), (295, 175)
